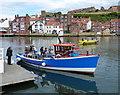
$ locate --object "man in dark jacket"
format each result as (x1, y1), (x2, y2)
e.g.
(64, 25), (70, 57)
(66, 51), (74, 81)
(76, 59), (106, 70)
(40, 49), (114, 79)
(6, 47), (13, 65)
(40, 47), (44, 55)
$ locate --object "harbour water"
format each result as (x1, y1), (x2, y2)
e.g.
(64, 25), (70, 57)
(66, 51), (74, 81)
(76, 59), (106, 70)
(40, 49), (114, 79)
(0, 36), (118, 94)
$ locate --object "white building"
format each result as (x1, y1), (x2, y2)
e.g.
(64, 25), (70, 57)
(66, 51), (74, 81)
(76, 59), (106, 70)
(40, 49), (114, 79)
(44, 20), (63, 35)
(30, 18), (63, 36)
(80, 18), (92, 31)
(30, 15), (45, 33)
(86, 20), (92, 30)
(30, 20), (45, 33)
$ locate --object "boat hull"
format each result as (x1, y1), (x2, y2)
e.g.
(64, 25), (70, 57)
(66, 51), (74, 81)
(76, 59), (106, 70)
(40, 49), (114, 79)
(77, 40), (99, 45)
(16, 54), (99, 74)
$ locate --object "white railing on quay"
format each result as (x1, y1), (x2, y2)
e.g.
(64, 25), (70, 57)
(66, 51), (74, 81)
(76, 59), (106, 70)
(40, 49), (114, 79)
(0, 48), (4, 73)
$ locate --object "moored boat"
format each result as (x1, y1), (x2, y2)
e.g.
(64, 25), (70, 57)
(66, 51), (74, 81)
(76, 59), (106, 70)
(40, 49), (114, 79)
(16, 42), (100, 74)
(77, 39), (99, 45)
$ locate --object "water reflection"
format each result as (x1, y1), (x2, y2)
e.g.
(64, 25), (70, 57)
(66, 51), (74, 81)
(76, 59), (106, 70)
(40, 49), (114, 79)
(76, 44), (98, 54)
(2, 81), (38, 94)
(17, 61), (98, 94)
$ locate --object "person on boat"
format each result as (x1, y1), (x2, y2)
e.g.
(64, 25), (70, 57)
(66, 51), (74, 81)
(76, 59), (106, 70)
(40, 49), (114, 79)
(40, 47), (44, 55)
(6, 47), (13, 65)
(43, 47), (47, 57)
(25, 46), (30, 54)
(82, 38), (84, 41)
(48, 46), (52, 53)
(30, 45), (33, 52)
(32, 46), (37, 53)
(84, 38), (87, 41)
(47, 49), (55, 57)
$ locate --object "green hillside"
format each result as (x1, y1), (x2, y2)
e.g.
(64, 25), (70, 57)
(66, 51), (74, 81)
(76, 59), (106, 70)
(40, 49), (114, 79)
(73, 12), (120, 23)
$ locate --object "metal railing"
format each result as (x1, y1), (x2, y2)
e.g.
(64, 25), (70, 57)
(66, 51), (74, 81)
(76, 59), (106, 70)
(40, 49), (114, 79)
(0, 48), (4, 73)
(0, 48), (4, 59)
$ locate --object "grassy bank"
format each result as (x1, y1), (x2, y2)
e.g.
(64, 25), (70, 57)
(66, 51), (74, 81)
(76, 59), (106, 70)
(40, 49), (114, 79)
(74, 12), (120, 23)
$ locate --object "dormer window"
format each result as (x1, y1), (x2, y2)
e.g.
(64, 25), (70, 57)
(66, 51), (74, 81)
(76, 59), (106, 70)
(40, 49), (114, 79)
(16, 18), (19, 22)
(21, 18), (24, 21)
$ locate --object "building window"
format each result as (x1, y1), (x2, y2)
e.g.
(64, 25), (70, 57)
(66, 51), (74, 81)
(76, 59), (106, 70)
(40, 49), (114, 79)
(16, 18), (19, 22)
(20, 22), (24, 25)
(72, 15), (73, 18)
(61, 16), (64, 18)
(65, 19), (67, 22)
(21, 18), (24, 21)
(35, 24), (38, 28)
(13, 23), (17, 26)
(20, 27), (24, 30)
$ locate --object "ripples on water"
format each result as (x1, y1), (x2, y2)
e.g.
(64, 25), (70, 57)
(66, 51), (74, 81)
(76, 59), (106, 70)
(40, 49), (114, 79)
(1, 36), (118, 94)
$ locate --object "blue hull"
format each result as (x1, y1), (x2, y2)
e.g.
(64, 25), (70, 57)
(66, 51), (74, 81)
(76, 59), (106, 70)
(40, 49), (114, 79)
(44, 56), (99, 68)
(16, 54), (100, 73)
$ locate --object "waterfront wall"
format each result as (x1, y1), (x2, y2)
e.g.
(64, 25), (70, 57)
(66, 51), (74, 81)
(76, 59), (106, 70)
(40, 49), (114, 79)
(0, 32), (118, 37)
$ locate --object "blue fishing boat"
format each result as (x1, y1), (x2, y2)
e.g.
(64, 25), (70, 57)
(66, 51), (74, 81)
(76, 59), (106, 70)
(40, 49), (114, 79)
(16, 42), (100, 74)
(16, 32), (100, 74)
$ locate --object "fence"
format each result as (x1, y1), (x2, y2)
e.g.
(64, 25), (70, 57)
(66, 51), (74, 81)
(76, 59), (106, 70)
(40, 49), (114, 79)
(0, 48), (4, 73)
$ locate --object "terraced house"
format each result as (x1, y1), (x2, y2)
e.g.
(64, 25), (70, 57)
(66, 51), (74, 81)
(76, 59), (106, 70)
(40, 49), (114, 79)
(110, 19), (120, 33)
(9, 14), (63, 35)
(9, 14), (30, 33)
(9, 6), (120, 34)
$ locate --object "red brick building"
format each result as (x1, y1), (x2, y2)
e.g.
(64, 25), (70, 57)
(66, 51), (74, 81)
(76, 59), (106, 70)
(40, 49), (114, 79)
(59, 13), (74, 33)
(9, 14), (30, 33)
(110, 19), (120, 33)
(91, 19), (120, 33)
(70, 17), (92, 33)
(103, 21), (111, 29)
(91, 21), (103, 32)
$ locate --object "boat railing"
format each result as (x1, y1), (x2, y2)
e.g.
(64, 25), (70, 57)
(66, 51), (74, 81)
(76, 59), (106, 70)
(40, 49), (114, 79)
(23, 48), (96, 59)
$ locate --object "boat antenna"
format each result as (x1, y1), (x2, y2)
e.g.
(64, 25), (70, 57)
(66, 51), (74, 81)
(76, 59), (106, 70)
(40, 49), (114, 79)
(54, 30), (62, 44)
(28, 20), (39, 34)
(28, 22), (35, 33)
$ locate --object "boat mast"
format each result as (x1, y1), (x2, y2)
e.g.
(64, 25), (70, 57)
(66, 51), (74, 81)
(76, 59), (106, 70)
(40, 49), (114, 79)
(54, 30), (62, 44)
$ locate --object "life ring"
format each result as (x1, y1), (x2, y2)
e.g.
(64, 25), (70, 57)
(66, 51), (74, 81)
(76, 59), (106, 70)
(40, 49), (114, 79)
(41, 62), (46, 66)
(17, 57), (21, 61)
